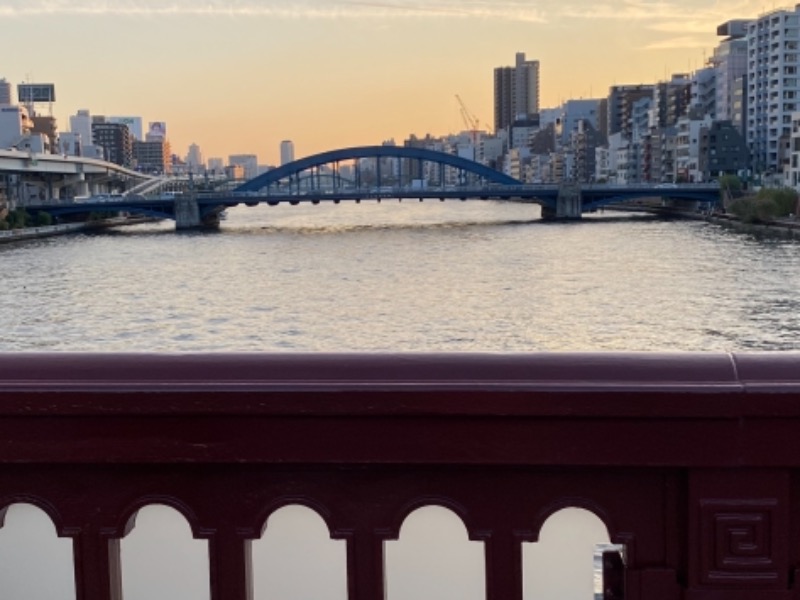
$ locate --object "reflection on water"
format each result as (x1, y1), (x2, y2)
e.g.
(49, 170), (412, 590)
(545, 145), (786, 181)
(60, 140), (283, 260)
(1, 201), (799, 352)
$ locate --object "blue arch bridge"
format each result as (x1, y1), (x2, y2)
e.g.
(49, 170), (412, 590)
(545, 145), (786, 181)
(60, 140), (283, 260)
(29, 146), (721, 229)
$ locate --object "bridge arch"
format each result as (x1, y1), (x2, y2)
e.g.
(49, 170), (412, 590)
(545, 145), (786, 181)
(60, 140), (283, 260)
(234, 145), (521, 192)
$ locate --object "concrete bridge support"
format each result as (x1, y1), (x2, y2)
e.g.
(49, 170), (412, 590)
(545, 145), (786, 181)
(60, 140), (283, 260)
(174, 196), (202, 229)
(542, 184), (582, 219)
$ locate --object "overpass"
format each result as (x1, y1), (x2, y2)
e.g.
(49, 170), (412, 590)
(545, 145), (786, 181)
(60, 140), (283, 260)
(21, 146), (722, 228)
(0, 149), (154, 206)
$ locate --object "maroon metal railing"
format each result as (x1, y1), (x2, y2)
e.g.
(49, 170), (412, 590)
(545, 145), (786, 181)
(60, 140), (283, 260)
(1, 352), (800, 600)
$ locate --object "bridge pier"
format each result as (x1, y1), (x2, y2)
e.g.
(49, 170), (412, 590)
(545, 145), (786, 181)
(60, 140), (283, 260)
(542, 184), (582, 220)
(174, 196), (202, 230)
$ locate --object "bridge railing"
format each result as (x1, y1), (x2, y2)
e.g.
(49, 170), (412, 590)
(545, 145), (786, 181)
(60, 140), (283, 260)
(1, 352), (799, 600)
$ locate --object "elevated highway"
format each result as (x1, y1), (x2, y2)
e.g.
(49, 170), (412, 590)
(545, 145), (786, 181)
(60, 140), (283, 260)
(0, 149), (153, 205)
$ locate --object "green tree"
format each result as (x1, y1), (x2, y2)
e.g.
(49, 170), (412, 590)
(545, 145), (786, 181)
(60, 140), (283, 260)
(34, 211), (53, 226)
(729, 188), (799, 223)
(719, 175), (744, 198)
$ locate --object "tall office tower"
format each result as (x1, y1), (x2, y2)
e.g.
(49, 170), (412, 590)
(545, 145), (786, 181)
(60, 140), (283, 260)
(712, 20), (749, 124)
(747, 6), (800, 176)
(494, 52), (540, 132)
(280, 140), (295, 165)
(0, 78), (11, 105)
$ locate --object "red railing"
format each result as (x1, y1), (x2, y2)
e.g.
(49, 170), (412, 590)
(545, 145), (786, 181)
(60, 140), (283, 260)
(1, 352), (800, 600)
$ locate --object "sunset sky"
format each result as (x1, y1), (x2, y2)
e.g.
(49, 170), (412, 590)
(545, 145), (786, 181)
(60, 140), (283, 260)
(0, 0), (777, 164)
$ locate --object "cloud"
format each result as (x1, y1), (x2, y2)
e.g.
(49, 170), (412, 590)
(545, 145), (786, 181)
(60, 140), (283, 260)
(642, 36), (714, 50)
(0, 0), (547, 21)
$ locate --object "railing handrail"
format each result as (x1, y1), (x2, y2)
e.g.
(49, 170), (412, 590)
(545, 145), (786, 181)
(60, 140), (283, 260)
(3, 352), (800, 600)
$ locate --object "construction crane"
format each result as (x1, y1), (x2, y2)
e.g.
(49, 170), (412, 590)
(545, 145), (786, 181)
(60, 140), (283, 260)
(455, 94), (480, 135)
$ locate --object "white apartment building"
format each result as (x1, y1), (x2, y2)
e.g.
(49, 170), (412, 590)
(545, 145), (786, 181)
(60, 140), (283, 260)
(691, 67), (717, 119)
(675, 115), (712, 182)
(0, 105), (33, 149)
(69, 110), (93, 145)
(747, 6), (800, 176)
(786, 110), (800, 187)
(595, 147), (611, 182)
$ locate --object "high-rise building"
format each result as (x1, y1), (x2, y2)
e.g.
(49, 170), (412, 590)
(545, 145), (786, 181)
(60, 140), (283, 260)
(280, 140), (295, 165)
(607, 85), (654, 139)
(494, 52), (540, 132)
(651, 75), (691, 130)
(92, 121), (133, 167)
(746, 6), (800, 176)
(186, 143), (204, 171)
(690, 67), (717, 120)
(712, 21), (749, 125)
(0, 78), (11, 105)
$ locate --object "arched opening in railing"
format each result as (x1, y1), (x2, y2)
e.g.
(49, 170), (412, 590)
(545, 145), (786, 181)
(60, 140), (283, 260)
(524, 507), (624, 600)
(120, 504), (210, 600)
(253, 504), (348, 600)
(385, 505), (485, 600)
(0, 502), (75, 600)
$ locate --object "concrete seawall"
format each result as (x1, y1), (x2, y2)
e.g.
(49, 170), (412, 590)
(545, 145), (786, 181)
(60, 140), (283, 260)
(0, 217), (155, 245)
(705, 213), (800, 239)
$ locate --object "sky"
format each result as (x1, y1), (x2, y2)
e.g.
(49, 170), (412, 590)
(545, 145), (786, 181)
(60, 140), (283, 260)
(0, 0), (780, 164)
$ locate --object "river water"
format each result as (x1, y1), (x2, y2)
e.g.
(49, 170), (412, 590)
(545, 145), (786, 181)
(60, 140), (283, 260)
(2, 200), (800, 352)
(2, 201), (800, 598)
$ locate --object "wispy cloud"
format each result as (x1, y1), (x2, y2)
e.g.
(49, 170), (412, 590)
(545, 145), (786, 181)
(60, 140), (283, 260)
(558, 0), (752, 51)
(643, 36), (715, 50)
(0, 0), (547, 21)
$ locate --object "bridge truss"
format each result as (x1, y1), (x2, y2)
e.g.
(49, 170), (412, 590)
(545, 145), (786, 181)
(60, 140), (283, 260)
(234, 145), (521, 194)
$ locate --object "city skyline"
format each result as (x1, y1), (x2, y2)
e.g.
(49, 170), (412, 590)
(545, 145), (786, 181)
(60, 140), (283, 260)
(0, 0), (774, 163)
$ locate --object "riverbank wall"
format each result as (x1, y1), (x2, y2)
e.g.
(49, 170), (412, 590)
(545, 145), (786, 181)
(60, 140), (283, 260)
(704, 213), (800, 239)
(0, 216), (155, 245)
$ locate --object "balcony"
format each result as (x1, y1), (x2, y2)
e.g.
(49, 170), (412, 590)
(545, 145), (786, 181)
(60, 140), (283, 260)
(1, 352), (800, 600)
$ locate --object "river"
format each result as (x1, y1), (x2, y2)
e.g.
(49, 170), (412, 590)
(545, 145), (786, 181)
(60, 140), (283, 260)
(1, 200), (799, 352)
(2, 201), (800, 598)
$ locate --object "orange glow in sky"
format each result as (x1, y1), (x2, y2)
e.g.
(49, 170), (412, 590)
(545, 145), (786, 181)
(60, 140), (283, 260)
(0, 0), (773, 164)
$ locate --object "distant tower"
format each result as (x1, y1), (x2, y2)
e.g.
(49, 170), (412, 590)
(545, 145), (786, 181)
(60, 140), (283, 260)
(0, 78), (11, 105)
(280, 140), (295, 165)
(494, 52), (540, 132)
(187, 143), (204, 171)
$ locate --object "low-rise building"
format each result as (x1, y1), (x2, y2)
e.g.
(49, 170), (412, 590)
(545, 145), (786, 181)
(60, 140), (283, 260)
(133, 139), (172, 175)
(700, 120), (748, 181)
